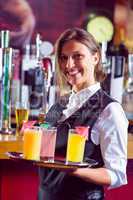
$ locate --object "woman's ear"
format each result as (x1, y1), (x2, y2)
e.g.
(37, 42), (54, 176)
(92, 52), (99, 66)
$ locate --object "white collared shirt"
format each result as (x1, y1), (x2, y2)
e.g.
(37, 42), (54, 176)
(62, 83), (128, 189)
(63, 83), (101, 119)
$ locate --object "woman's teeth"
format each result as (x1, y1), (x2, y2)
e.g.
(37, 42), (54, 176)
(68, 69), (79, 76)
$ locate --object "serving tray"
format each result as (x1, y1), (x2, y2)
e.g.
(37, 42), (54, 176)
(6, 152), (98, 170)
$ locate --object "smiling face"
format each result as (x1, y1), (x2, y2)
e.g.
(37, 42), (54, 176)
(59, 40), (99, 92)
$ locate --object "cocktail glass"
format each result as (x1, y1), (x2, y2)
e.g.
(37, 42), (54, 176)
(40, 127), (57, 162)
(66, 129), (86, 164)
(23, 127), (42, 160)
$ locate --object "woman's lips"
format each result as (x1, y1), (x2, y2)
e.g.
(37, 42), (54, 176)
(66, 68), (81, 76)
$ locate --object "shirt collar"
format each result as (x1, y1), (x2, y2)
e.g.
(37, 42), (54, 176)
(70, 82), (101, 102)
(61, 83), (101, 121)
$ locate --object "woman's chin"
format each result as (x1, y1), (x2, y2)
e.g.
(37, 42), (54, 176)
(67, 73), (83, 85)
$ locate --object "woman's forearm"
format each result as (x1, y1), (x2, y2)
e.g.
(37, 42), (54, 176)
(71, 167), (111, 186)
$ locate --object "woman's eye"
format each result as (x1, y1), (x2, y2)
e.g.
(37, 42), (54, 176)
(73, 54), (83, 60)
(60, 55), (68, 62)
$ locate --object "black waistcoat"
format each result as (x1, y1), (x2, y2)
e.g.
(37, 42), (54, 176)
(38, 89), (115, 199)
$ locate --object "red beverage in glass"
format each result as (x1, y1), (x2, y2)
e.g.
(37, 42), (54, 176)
(40, 128), (57, 162)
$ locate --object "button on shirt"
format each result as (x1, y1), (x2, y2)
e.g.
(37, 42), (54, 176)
(61, 83), (128, 189)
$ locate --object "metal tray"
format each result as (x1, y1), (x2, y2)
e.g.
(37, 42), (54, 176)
(6, 152), (98, 170)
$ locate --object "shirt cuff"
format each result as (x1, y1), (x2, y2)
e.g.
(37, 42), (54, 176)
(106, 169), (118, 189)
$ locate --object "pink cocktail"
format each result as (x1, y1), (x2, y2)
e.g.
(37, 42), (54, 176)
(40, 128), (57, 162)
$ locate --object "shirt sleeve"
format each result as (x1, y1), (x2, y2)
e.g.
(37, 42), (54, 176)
(91, 102), (128, 189)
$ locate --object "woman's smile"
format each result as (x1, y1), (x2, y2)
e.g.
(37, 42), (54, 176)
(66, 66), (82, 77)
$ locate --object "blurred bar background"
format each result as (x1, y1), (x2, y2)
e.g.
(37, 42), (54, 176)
(0, 0), (133, 199)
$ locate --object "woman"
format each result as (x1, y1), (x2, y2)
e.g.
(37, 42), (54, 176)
(38, 28), (128, 200)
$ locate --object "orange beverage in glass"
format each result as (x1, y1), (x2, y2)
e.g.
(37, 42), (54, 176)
(66, 129), (86, 163)
(23, 127), (42, 160)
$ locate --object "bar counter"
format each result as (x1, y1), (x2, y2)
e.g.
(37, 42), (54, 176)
(0, 133), (133, 200)
(0, 135), (23, 159)
(0, 134), (38, 200)
(0, 133), (133, 159)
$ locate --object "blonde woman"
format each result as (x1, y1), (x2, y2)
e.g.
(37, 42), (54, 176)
(38, 28), (128, 200)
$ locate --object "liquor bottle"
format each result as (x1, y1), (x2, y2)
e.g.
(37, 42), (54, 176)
(122, 50), (133, 122)
(0, 30), (14, 134)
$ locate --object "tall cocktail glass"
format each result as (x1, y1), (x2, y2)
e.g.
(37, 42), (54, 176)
(66, 129), (86, 164)
(23, 127), (42, 160)
(40, 127), (57, 162)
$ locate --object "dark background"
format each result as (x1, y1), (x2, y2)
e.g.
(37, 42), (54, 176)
(28, 0), (116, 44)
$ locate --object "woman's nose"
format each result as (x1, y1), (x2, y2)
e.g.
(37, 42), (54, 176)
(66, 56), (75, 69)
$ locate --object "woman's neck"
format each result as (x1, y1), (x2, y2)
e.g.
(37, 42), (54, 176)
(73, 81), (96, 93)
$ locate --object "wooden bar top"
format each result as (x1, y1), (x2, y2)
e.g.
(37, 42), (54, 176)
(0, 133), (133, 159)
(0, 135), (23, 159)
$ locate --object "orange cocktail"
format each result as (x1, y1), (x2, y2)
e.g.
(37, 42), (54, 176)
(23, 127), (42, 160)
(66, 129), (86, 163)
